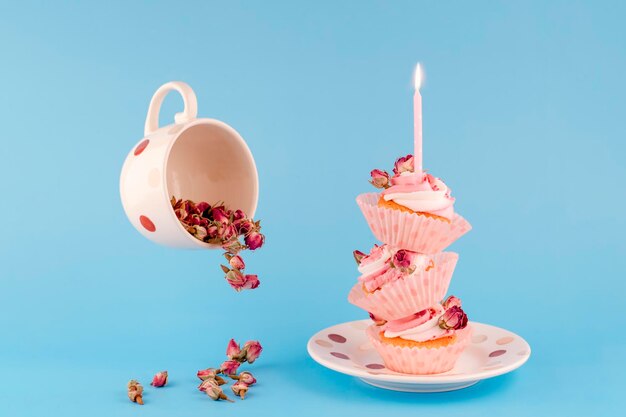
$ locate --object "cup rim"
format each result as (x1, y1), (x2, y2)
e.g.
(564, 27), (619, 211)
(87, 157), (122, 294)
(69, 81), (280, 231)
(160, 117), (259, 249)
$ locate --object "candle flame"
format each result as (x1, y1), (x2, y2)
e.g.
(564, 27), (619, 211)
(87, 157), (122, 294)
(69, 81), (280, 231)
(414, 63), (423, 90)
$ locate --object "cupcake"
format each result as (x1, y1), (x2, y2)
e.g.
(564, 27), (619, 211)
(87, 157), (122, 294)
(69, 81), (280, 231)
(348, 244), (457, 320)
(366, 295), (472, 374)
(359, 155), (471, 254)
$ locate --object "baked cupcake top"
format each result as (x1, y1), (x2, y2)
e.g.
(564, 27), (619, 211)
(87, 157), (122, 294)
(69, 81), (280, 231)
(373, 295), (468, 343)
(354, 244), (434, 293)
(369, 154), (455, 219)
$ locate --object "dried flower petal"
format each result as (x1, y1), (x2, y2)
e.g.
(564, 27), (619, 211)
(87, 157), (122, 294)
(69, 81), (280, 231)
(226, 339), (242, 360)
(150, 371), (168, 387)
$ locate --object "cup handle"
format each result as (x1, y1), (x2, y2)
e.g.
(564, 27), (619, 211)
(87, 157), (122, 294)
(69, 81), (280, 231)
(144, 81), (198, 135)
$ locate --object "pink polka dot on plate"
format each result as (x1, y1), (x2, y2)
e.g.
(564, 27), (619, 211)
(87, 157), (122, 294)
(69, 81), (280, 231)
(472, 334), (487, 343)
(134, 139), (149, 156)
(365, 363), (385, 370)
(496, 336), (514, 345)
(328, 334), (346, 343)
(330, 352), (349, 360)
(489, 349), (507, 358)
(139, 215), (156, 232)
(315, 340), (332, 348)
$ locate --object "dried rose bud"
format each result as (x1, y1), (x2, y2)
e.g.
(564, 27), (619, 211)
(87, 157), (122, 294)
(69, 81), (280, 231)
(245, 231), (264, 250)
(234, 219), (254, 236)
(369, 312), (387, 326)
(369, 169), (390, 188)
(242, 274), (260, 290)
(225, 270), (246, 291)
(204, 380), (234, 402)
(192, 225), (208, 240)
(220, 360), (241, 375)
(233, 209), (246, 221)
(228, 255), (245, 270)
(150, 371), (168, 387)
(438, 306), (468, 330)
(353, 250), (367, 265)
(219, 224), (237, 241)
(206, 224), (219, 239)
(196, 201), (210, 214)
(392, 249), (414, 270)
(212, 207), (230, 224)
(222, 240), (246, 254)
(197, 368), (219, 381)
(234, 371), (257, 386)
(243, 340), (263, 364)
(231, 381), (249, 399)
(127, 380), (144, 405)
(442, 295), (462, 310)
(393, 154), (414, 175)
(226, 339), (242, 360)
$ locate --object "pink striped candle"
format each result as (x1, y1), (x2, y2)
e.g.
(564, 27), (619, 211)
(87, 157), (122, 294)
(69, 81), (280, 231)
(413, 63), (423, 178)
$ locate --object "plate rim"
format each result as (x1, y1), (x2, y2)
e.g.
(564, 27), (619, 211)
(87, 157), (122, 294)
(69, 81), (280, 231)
(307, 320), (531, 385)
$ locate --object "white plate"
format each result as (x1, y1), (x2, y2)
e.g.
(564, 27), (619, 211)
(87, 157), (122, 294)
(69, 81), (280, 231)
(307, 320), (530, 392)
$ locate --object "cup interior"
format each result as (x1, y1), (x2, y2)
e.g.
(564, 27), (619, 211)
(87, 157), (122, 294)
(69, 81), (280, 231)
(165, 121), (258, 219)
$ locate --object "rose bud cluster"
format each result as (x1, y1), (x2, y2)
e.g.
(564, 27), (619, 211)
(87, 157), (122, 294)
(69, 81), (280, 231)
(369, 154), (421, 189)
(171, 197), (265, 292)
(221, 254), (260, 292)
(127, 380), (144, 405)
(150, 371), (168, 388)
(196, 338), (263, 402)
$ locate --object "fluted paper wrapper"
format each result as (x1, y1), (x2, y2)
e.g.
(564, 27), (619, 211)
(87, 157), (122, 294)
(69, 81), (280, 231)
(356, 193), (471, 254)
(366, 324), (472, 374)
(348, 252), (458, 320)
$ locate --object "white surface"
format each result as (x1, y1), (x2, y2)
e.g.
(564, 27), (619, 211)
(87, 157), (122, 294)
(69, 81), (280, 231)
(307, 320), (530, 392)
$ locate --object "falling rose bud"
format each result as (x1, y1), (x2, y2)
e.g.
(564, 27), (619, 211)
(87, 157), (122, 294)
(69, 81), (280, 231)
(243, 274), (260, 290)
(229, 255), (245, 270)
(392, 249), (414, 270)
(244, 232), (264, 250)
(231, 381), (249, 399)
(369, 312), (387, 326)
(226, 339), (242, 360)
(442, 295), (462, 310)
(369, 169), (390, 189)
(438, 306), (469, 330)
(150, 371), (168, 387)
(243, 340), (263, 364)
(220, 360), (241, 375)
(353, 250), (367, 265)
(197, 368), (219, 381)
(393, 154), (415, 175)
(234, 371), (257, 386)
(225, 270), (246, 291)
(127, 380), (144, 405)
(211, 207), (230, 224)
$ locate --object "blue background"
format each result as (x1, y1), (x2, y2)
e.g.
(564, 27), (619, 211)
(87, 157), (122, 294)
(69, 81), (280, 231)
(0, 1), (624, 415)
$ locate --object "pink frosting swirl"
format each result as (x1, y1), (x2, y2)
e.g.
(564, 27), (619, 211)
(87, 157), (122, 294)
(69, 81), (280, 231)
(381, 172), (455, 219)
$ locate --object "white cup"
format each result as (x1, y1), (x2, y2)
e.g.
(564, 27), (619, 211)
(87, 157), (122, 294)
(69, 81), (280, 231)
(120, 81), (259, 248)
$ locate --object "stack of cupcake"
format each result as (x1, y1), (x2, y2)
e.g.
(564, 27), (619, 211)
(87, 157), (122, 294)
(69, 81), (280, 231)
(348, 155), (473, 374)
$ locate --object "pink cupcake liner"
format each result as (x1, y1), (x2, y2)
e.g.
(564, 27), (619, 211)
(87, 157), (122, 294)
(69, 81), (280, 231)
(348, 252), (458, 320)
(366, 323), (473, 374)
(356, 193), (472, 254)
